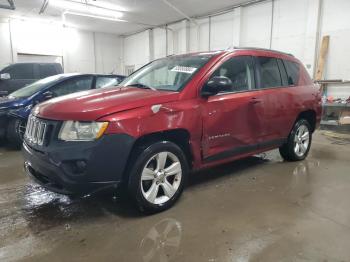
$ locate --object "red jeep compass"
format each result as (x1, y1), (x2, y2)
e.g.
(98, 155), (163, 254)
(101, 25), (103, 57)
(22, 48), (321, 212)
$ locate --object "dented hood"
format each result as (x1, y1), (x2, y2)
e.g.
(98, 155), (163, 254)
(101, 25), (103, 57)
(36, 87), (179, 121)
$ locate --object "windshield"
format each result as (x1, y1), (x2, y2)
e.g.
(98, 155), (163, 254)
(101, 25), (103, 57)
(0, 64), (10, 72)
(120, 54), (214, 91)
(9, 74), (66, 98)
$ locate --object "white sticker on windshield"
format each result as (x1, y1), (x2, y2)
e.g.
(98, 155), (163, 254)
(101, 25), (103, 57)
(171, 66), (197, 74)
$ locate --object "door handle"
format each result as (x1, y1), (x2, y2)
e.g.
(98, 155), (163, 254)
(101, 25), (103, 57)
(250, 97), (262, 104)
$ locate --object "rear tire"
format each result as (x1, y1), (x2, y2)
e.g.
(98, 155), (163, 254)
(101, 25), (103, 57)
(127, 141), (188, 213)
(6, 118), (26, 149)
(279, 119), (312, 161)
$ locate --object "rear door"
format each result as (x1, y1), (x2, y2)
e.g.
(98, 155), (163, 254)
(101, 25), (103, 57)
(253, 56), (296, 144)
(202, 55), (265, 162)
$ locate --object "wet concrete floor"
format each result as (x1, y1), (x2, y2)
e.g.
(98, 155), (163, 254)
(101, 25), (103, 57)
(0, 131), (350, 262)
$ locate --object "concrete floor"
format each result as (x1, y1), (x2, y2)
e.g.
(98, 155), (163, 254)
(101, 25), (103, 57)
(0, 131), (350, 262)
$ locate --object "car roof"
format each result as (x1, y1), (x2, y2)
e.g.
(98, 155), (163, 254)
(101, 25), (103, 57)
(54, 73), (122, 78)
(10, 62), (61, 65)
(170, 47), (296, 59)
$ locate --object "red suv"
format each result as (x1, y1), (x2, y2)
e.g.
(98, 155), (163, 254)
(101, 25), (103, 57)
(22, 48), (321, 212)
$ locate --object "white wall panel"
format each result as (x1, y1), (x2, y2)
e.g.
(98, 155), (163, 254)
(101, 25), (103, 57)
(153, 28), (167, 59)
(189, 18), (209, 52)
(198, 18), (210, 52)
(124, 30), (150, 70)
(321, 0), (350, 98)
(321, 0), (350, 80)
(0, 19), (12, 68)
(210, 11), (237, 50)
(94, 32), (123, 74)
(62, 28), (95, 73)
(168, 21), (189, 55)
(240, 1), (272, 48)
(271, 0), (309, 59)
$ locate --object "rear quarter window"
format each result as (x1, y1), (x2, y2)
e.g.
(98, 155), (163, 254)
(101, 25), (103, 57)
(283, 60), (300, 85)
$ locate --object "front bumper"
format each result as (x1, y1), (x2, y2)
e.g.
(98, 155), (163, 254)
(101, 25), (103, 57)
(23, 133), (135, 195)
(0, 113), (7, 139)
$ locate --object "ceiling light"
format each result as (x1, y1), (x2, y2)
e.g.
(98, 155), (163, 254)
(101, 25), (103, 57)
(50, 0), (123, 19)
(63, 11), (126, 22)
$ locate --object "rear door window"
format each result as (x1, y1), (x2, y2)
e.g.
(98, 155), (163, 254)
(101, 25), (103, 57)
(256, 57), (282, 89)
(50, 76), (93, 97)
(283, 60), (300, 85)
(3, 64), (34, 79)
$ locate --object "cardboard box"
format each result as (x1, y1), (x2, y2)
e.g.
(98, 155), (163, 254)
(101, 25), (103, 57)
(339, 110), (350, 125)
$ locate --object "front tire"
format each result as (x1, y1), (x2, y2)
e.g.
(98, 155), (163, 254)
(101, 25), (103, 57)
(127, 141), (188, 213)
(279, 119), (312, 161)
(6, 118), (26, 148)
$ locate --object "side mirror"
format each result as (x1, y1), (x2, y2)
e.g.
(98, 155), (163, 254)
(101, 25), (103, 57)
(42, 91), (54, 100)
(0, 73), (11, 80)
(201, 76), (232, 97)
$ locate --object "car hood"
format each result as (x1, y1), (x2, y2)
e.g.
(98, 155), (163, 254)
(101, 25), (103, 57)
(36, 87), (180, 121)
(0, 96), (28, 110)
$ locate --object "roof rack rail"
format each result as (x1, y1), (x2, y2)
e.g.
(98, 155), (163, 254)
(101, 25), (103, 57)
(232, 46), (294, 57)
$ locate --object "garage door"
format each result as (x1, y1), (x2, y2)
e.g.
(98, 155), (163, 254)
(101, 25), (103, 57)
(17, 53), (63, 65)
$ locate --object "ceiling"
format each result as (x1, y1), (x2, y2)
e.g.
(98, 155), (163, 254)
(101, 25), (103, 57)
(0, 0), (253, 35)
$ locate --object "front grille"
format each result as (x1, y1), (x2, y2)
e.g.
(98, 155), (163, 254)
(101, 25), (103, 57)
(25, 115), (47, 146)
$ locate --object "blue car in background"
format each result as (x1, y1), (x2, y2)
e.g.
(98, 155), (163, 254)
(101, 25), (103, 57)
(0, 73), (125, 147)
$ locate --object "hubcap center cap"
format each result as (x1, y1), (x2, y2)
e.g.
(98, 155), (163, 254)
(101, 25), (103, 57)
(156, 170), (165, 182)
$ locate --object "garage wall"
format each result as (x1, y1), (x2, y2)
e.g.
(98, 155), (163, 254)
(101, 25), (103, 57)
(153, 27), (167, 59)
(0, 18), (123, 75)
(240, 1), (272, 48)
(123, 30), (150, 72)
(321, 0), (350, 98)
(0, 18), (13, 68)
(122, 0), (350, 98)
(209, 11), (236, 50)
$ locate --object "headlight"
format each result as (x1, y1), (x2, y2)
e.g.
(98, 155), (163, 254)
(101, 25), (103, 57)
(58, 121), (109, 141)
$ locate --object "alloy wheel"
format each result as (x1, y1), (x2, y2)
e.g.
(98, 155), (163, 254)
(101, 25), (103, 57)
(294, 124), (310, 157)
(141, 151), (182, 205)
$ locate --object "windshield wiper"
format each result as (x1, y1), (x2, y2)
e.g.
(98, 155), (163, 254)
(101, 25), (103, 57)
(126, 83), (157, 91)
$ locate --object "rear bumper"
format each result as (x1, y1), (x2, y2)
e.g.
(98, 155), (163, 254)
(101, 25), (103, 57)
(22, 134), (135, 195)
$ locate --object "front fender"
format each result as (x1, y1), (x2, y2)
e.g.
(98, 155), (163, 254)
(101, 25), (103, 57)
(7, 105), (32, 120)
(99, 100), (203, 168)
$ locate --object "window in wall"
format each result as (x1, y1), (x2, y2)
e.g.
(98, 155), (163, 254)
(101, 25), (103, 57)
(125, 65), (135, 76)
(256, 57), (282, 88)
(50, 76), (93, 97)
(283, 60), (300, 85)
(211, 56), (255, 93)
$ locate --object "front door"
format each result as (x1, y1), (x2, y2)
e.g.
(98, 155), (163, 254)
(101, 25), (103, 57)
(201, 55), (264, 162)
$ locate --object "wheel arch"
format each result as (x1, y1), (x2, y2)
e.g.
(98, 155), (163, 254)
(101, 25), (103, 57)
(296, 110), (316, 132)
(122, 128), (194, 182)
